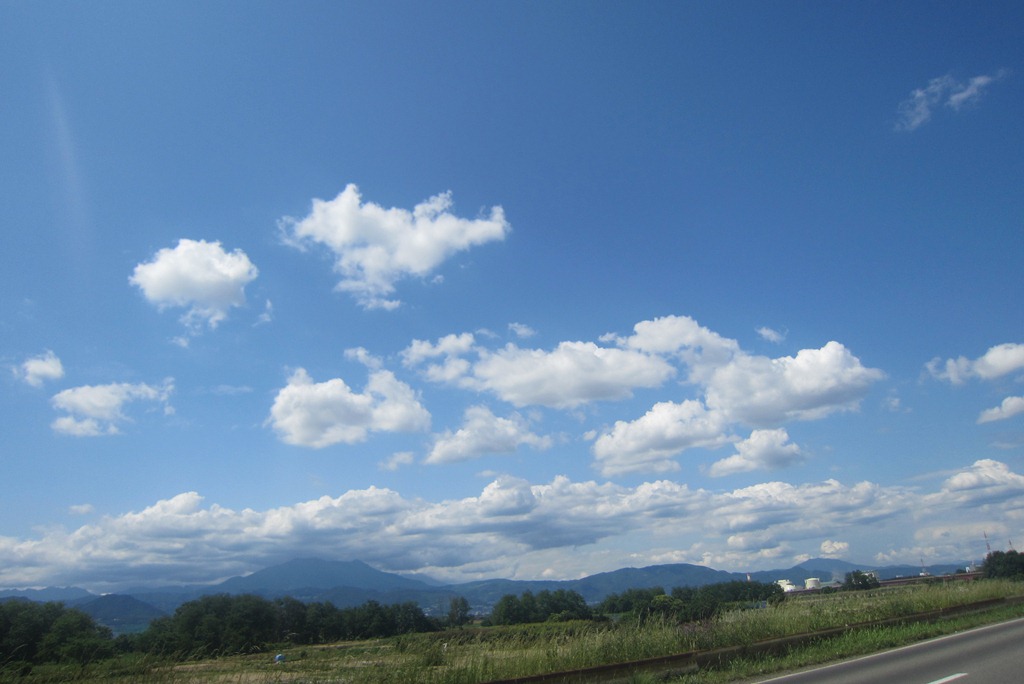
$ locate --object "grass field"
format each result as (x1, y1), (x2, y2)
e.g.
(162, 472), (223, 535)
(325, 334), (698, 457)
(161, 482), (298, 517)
(11, 579), (1024, 683)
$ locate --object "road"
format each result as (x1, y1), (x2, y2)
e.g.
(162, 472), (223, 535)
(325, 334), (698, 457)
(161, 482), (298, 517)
(752, 617), (1024, 684)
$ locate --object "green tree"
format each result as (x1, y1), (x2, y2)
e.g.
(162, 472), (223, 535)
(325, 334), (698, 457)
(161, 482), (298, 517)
(983, 550), (1024, 579)
(490, 594), (526, 626)
(447, 596), (470, 627)
(38, 610), (113, 665)
(1, 601), (113, 666)
(597, 587), (666, 614)
(843, 570), (880, 591)
(537, 590), (592, 621)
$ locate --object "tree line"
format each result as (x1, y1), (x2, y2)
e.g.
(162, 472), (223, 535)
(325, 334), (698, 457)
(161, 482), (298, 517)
(0, 599), (120, 671)
(487, 589), (593, 625)
(983, 550), (1024, 579)
(1, 593), (445, 670)
(594, 580), (783, 623)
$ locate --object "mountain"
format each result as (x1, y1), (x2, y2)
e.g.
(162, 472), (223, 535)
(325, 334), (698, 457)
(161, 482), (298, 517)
(2, 556), (977, 630)
(215, 558), (432, 594)
(571, 563), (743, 601)
(72, 594), (166, 635)
(0, 586), (95, 603)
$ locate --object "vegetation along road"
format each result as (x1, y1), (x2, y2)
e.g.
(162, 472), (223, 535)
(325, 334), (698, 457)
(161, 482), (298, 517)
(752, 617), (1024, 684)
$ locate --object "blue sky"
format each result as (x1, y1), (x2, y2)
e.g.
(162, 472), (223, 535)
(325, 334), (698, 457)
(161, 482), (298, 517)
(2, 1), (1022, 591)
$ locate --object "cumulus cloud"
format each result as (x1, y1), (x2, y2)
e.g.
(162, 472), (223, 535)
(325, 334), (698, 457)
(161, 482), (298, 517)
(130, 239), (258, 331)
(401, 316), (881, 476)
(820, 539), (849, 556)
(17, 350), (64, 387)
(978, 396), (1024, 424)
(704, 341), (885, 425)
(51, 380), (174, 436)
(593, 400), (733, 476)
(708, 428), (804, 477)
(896, 70), (1007, 131)
(592, 332), (880, 475)
(281, 184), (510, 309)
(267, 368), (430, 448)
(609, 315), (739, 380)
(928, 459), (1024, 509)
(470, 342), (675, 408)
(427, 406), (552, 464)
(404, 334), (675, 409)
(928, 343), (1024, 385)
(7, 458), (1015, 590)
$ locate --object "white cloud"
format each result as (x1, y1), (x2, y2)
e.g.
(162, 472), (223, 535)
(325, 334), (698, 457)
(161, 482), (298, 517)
(756, 327), (785, 344)
(403, 317), (881, 476)
(268, 368), (430, 448)
(427, 405), (552, 464)
(469, 341), (675, 409)
(820, 539), (848, 556)
(708, 428), (804, 477)
(593, 400), (733, 476)
(947, 71), (1006, 110)
(130, 239), (258, 331)
(280, 184), (510, 310)
(928, 343), (1024, 385)
(508, 322), (536, 339)
(705, 341), (885, 425)
(401, 332), (476, 365)
(17, 350), (64, 387)
(403, 333), (675, 409)
(344, 346), (384, 370)
(379, 451), (415, 472)
(978, 396), (1024, 424)
(255, 299), (273, 325)
(611, 315), (739, 379)
(50, 380), (173, 436)
(896, 70), (1007, 131)
(9, 458), (1016, 590)
(928, 459), (1024, 509)
(69, 504), (95, 515)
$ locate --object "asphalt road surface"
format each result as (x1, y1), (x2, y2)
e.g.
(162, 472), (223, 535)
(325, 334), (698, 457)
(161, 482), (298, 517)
(752, 617), (1024, 684)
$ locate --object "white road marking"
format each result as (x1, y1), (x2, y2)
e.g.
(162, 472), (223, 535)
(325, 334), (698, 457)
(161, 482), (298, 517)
(926, 674), (968, 684)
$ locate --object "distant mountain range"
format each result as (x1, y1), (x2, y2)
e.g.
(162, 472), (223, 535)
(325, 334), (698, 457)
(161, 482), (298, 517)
(0, 556), (973, 634)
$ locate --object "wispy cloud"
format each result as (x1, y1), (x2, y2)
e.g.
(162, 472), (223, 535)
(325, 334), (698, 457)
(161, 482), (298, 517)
(895, 70), (1008, 131)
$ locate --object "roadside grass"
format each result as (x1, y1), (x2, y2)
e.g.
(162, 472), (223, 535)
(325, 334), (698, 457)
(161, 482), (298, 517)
(8, 579), (1023, 683)
(670, 602), (1024, 683)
